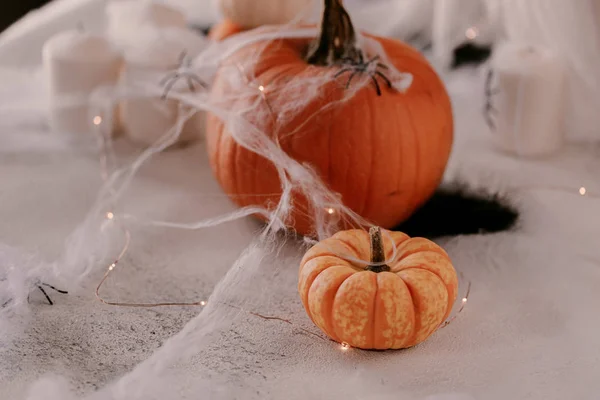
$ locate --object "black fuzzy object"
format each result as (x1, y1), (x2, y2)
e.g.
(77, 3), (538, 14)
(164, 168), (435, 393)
(395, 183), (519, 239)
(451, 43), (492, 69)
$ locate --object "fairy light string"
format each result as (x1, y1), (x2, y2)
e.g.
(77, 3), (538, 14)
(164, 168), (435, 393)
(93, 109), (210, 308)
(234, 62), (276, 120)
(94, 212), (210, 308)
(10, 15), (597, 359)
(86, 17), (599, 350)
(91, 108), (471, 340)
(85, 59), (475, 350)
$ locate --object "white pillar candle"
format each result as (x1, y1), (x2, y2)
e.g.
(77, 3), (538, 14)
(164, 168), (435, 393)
(106, 0), (188, 51)
(489, 42), (566, 157)
(499, 0), (600, 142)
(43, 30), (122, 136)
(119, 28), (207, 147)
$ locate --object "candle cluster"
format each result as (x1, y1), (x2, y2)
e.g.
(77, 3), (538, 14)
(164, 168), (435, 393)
(42, 0), (208, 147)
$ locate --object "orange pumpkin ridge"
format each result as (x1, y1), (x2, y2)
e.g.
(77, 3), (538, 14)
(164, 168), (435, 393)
(298, 227), (458, 350)
(206, 0), (453, 236)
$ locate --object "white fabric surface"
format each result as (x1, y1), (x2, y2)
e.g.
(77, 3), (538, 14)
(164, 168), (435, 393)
(1, 2), (600, 400)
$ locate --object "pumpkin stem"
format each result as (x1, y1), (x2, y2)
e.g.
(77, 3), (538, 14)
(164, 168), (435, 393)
(306, 0), (362, 65)
(366, 226), (391, 273)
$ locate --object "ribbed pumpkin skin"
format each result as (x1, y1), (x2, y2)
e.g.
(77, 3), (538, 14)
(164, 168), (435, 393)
(206, 33), (453, 236)
(298, 229), (458, 350)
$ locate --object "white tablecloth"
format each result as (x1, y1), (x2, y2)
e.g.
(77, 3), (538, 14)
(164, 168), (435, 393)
(1, 2), (600, 400)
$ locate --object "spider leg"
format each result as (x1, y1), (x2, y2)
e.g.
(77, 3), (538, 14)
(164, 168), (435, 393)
(367, 55), (380, 64)
(178, 50), (188, 66)
(159, 71), (179, 86)
(370, 75), (382, 96)
(41, 283), (68, 295)
(483, 103), (497, 130)
(377, 63), (389, 70)
(346, 71), (360, 89)
(186, 77), (196, 92)
(375, 71), (393, 89)
(186, 74), (209, 89)
(484, 69), (497, 96)
(161, 77), (178, 100)
(37, 285), (53, 305)
(334, 68), (353, 78)
(484, 113), (496, 131)
(484, 67), (499, 129)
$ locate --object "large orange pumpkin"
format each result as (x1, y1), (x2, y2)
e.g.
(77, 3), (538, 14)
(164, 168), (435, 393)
(206, 0), (453, 236)
(298, 227), (458, 350)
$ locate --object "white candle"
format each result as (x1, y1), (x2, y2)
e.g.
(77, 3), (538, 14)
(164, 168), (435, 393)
(499, 0), (600, 142)
(119, 28), (207, 147)
(43, 30), (122, 136)
(489, 42), (566, 157)
(106, 0), (188, 51)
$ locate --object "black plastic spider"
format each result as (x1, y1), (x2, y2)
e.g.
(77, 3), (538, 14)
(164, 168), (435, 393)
(32, 283), (68, 305)
(484, 68), (500, 130)
(1, 282), (68, 308)
(334, 53), (393, 96)
(160, 51), (208, 100)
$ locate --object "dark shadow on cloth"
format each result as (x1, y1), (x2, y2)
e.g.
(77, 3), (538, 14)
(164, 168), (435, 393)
(395, 182), (519, 239)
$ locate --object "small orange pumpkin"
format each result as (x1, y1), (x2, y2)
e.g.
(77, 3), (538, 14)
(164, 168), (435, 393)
(298, 227), (457, 350)
(206, 0), (453, 235)
(208, 19), (245, 41)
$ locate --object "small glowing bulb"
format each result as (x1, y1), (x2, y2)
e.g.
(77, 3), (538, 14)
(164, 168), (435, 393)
(340, 342), (350, 351)
(579, 187), (587, 196)
(106, 212), (114, 220)
(200, 301), (207, 306)
(258, 85), (265, 92)
(109, 263), (116, 271)
(327, 208), (335, 215)
(93, 116), (102, 126)
(465, 27), (479, 40)
(462, 297), (468, 304)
